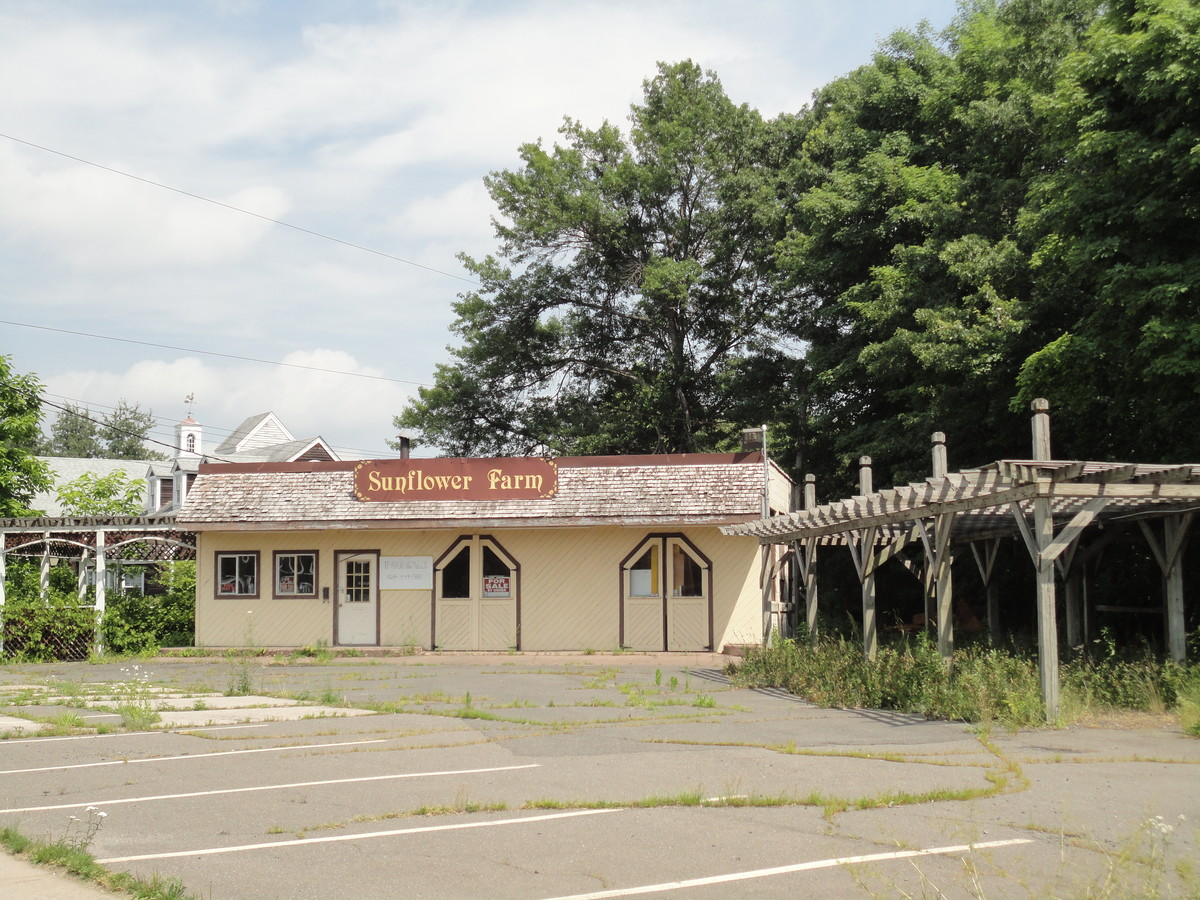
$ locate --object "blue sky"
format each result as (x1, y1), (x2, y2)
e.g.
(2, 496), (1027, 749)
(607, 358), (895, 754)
(0, 0), (962, 458)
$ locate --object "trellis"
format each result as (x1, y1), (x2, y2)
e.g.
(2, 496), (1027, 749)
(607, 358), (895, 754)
(0, 515), (196, 656)
(723, 400), (1197, 720)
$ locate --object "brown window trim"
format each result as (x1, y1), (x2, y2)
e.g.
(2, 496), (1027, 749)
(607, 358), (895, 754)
(214, 550), (260, 599)
(272, 550), (320, 599)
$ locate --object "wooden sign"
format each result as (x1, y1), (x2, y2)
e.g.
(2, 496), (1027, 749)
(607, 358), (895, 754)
(353, 458), (558, 501)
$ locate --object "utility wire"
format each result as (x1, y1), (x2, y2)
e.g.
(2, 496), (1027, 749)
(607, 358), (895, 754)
(0, 131), (480, 286)
(0, 320), (432, 388)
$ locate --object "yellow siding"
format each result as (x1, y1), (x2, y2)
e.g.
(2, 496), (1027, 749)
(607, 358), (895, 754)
(195, 526), (763, 651)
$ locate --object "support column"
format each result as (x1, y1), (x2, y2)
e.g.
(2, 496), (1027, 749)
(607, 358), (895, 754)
(94, 530), (107, 656)
(40, 530), (51, 601)
(1034, 492), (1059, 721)
(858, 457), (877, 660)
(0, 531), (6, 657)
(802, 475), (819, 645)
(933, 515), (956, 660)
(1164, 514), (1191, 662)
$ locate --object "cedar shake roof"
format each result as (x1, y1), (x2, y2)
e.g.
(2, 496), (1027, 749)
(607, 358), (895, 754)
(177, 453), (786, 531)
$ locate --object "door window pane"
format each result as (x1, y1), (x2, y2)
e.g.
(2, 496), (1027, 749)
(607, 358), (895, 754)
(482, 546), (511, 597)
(629, 545), (659, 597)
(672, 545), (703, 598)
(442, 546), (471, 598)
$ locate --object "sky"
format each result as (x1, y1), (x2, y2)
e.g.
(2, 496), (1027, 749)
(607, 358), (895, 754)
(0, 0), (963, 460)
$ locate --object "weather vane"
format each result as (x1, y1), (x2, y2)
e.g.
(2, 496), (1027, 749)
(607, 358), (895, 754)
(185, 393), (195, 417)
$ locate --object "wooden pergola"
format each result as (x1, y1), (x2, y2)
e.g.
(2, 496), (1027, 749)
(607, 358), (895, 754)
(722, 401), (1197, 720)
(0, 516), (196, 656)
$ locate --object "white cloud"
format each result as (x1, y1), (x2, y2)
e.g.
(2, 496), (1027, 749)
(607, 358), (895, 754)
(0, 146), (290, 268)
(44, 351), (413, 459)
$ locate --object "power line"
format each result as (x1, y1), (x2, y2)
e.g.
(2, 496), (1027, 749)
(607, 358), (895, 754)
(33, 388), (408, 462)
(0, 131), (481, 286)
(0, 319), (432, 388)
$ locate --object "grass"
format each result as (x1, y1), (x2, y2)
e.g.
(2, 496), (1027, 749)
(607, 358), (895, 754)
(730, 631), (1200, 731)
(1, 824), (194, 899)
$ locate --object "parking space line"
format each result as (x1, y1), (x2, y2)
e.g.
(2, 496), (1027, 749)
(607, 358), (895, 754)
(0, 763), (541, 814)
(97, 808), (621, 863)
(0, 724), (272, 745)
(535, 839), (1035, 899)
(0, 739), (386, 775)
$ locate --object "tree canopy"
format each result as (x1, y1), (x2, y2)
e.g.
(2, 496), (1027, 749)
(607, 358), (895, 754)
(0, 355), (51, 517)
(42, 399), (165, 461)
(398, 0), (1199, 488)
(395, 61), (788, 456)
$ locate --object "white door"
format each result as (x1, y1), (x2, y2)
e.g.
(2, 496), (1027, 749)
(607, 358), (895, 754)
(336, 552), (378, 645)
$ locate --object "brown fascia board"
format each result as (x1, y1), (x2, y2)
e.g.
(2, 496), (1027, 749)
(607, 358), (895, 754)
(197, 452), (766, 477)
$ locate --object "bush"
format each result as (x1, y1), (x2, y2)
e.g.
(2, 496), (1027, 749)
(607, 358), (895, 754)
(1, 560), (94, 661)
(101, 562), (195, 653)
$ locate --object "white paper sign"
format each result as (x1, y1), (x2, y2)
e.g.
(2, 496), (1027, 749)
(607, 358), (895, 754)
(379, 556), (433, 590)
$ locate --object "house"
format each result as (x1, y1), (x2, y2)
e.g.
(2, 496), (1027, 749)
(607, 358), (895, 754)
(30, 457), (153, 517)
(148, 413), (340, 514)
(176, 453), (792, 652)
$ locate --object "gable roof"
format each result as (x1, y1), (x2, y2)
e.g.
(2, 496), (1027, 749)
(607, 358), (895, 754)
(213, 412), (293, 454)
(177, 453), (788, 531)
(31, 457), (152, 517)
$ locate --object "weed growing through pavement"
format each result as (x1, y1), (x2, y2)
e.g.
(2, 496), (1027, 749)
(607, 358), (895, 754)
(116, 664), (160, 730)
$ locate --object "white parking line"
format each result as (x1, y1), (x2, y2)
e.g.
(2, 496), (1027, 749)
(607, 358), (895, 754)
(0, 739), (385, 775)
(0, 723), (272, 744)
(536, 839), (1035, 899)
(0, 763), (541, 814)
(97, 808), (621, 863)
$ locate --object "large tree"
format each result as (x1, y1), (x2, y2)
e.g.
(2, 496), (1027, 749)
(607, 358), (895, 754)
(775, 0), (1099, 488)
(0, 355), (51, 516)
(1016, 0), (1200, 461)
(395, 61), (789, 456)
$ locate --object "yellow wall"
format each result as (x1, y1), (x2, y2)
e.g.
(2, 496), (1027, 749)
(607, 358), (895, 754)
(195, 526), (763, 651)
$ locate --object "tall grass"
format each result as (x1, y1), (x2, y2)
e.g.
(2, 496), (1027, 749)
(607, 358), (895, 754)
(729, 632), (1197, 730)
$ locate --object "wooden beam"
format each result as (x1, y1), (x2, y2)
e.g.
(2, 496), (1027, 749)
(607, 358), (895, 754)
(1040, 497), (1113, 564)
(1033, 496), (1060, 722)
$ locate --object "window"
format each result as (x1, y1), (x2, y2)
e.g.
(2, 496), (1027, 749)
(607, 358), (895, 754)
(274, 551), (317, 598)
(628, 544), (659, 597)
(216, 552), (259, 598)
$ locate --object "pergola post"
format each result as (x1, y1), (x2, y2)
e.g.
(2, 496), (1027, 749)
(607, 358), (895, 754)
(0, 530), (6, 657)
(40, 530), (51, 601)
(94, 530), (107, 656)
(933, 514), (956, 660)
(1034, 492), (1060, 721)
(1164, 515), (1190, 662)
(858, 457), (877, 660)
(802, 474), (819, 644)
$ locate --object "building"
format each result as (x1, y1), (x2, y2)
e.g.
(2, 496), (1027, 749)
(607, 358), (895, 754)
(176, 453), (792, 652)
(148, 412), (340, 514)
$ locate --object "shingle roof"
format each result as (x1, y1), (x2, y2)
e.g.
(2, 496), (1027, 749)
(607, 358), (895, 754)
(177, 454), (782, 530)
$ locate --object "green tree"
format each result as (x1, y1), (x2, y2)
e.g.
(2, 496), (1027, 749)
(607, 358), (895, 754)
(100, 399), (165, 460)
(45, 402), (104, 458)
(0, 355), (52, 516)
(395, 61), (788, 455)
(776, 0), (1098, 488)
(1017, 0), (1200, 460)
(55, 470), (146, 516)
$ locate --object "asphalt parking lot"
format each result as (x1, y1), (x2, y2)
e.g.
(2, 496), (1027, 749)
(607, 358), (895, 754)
(1, 653), (1197, 899)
